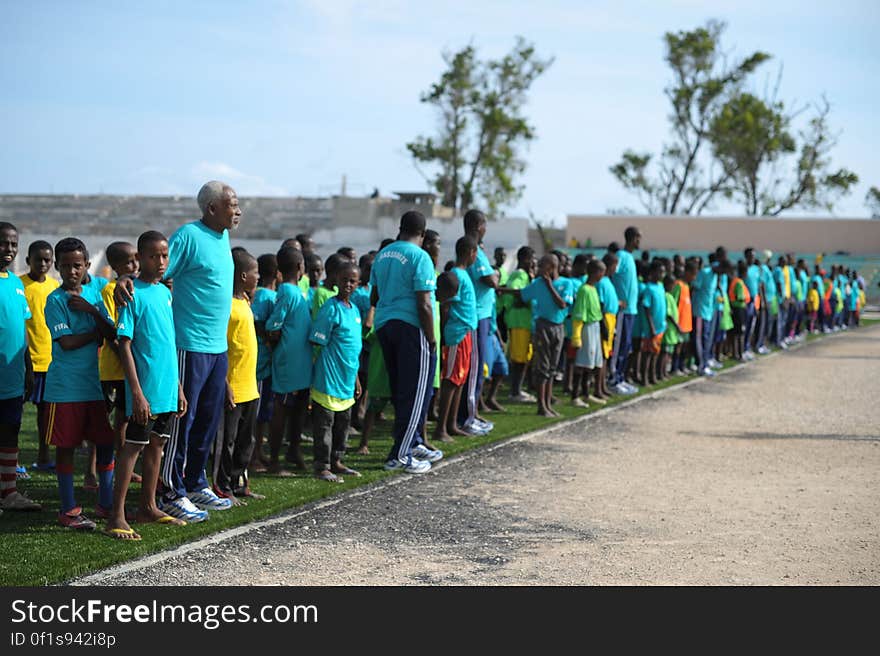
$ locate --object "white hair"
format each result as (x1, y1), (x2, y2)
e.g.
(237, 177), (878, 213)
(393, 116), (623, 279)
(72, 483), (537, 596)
(197, 180), (231, 215)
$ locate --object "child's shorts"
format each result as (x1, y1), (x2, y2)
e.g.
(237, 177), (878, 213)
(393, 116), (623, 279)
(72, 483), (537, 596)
(256, 377), (275, 423)
(507, 327), (533, 364)
(101, 380), (126, 415)
(442, 331), (473, 387)
(641, 333), (663, 354)
(575, 321), (603, 369)
(274, 389), (308, 408)
(125, 412), (173, 445)
(0, 396), (24, 427)
(602, 312), (616, 360)
(486, 333), (509, 378)
(732, 307), (746, 335)
(45, 401), (114, 448)
(28, 371), (47, 405)
(664, 343), (676, 354)
(532, 319), (564, 381)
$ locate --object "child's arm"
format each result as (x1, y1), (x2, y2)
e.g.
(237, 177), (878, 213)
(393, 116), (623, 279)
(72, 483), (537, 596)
(57, 331), (102, 351)
(118, 338), (150, 425)
(225, 382), (236, 411)
(667, 316), (681, 334)
(67, 294), (116, 342)
(544, 276), (567, 308)
(23, 345), (34, 401)
(177, 382), (187, 418)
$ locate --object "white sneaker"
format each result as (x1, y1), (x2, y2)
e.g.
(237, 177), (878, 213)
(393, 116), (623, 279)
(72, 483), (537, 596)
(403, 457), (431, 474)
(757, 346), (770, 355)
(0, 490), (42, 511)
(623, 382), (639, 394)
(186, 487), (233, 511)
(473, 418), (494, 431)
(700, 367), (716, 377)
(508, 391), (537, 403)
(412, 444), (443, 463)
(587, 395), (608, 405)
(570, 397), (589, 408)
(159, 495), (208, 523)
(462, 420), (490, 436)
(709, 359), (723, 369)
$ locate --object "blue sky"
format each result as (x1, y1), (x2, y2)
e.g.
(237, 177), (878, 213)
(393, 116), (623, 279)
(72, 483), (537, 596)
(3, 0), (878, 225)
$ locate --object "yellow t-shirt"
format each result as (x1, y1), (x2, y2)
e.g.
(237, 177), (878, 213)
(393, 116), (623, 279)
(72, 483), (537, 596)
(98, 280), (125, 381)
(20, 274), (59, 373)
(227, 297), (259, 404)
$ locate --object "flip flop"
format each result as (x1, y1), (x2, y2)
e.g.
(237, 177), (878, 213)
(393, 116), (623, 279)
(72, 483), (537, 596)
(102, 527), (142, 541)
(153, 515), (187, 526)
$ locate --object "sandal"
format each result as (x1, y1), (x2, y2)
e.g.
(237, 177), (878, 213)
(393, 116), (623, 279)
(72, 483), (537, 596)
(102, 527), (142, 541)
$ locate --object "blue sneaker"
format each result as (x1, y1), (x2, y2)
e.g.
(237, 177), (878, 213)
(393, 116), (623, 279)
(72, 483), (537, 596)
(384, 457), (431, 474)
(412, 444), (443, 463)
(158, 495), (208, 523)
(187, 487), (233, 511)
(462, 420), (490, 436)
(16, 465), (31, 480)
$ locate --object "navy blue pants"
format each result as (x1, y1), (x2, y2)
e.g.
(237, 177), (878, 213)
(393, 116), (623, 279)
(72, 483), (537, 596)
(612, 313), (635, 385)
(162, 350), (228, 499)
(458, 317), (491, 425)
(378, 320), (436, 464)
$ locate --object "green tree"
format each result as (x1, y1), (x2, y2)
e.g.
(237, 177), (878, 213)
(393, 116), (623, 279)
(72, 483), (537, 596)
(709, 95), (858, 215)
(610, 20), (770, 214)
(407, 37), (553, 215)
(866, 186), (880, 218)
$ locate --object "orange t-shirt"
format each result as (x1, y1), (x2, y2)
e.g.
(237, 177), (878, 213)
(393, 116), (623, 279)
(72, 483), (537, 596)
(673, 280), (693, 333)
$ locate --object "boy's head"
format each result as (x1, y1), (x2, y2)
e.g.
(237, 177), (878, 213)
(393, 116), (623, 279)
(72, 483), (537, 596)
(607, 241), (620, 254)
(587, 258), (605, 282)
(715, 246), (727, 261)
(257, 253), (279, 287)
(295, 233), (314, 254)
(602, 251), (619, 277)
(684, 260), (698, 283)
(436, 270), (460, 305)
(277, 246), (304, 280)
(455, 236), (478, 267)
(422, 229), (441, 264)
(337, 246), (357, 264)
(551, 250), (571, 277)
(399, 211), (427, 242)
(494, 247), (507, 269)
(323, 253), (348, 288)
(673, 253), (684, 268)
(463, 209), (487, 240)
(106, 241), (138, 278)
(335, 262), (360, 300)
(0, 221), (18, 273)
(624, 226), (641, 249)
(737, 259), (747, 278)
(663, 274), (676, 292)
(54, 237), (90, 289)
(648, 260), (665, 282)
(26, 240), (53, 278)
(516, 246), (536, 273)
(443, 260), (455, 272)
(777, 255), (786, 268)
(306, 253), (323, 284)
(538, 254), (559, 279)
(811, 280), (819, 290)
(379, 237), (395, 251)
(358, 252), (374, 283)
(136, 231), (169, 280)
(233, 249), (259, 296)
(744, 247), (755, 264)
(281, 237), (302, 252)
(572, 253), (590, 278)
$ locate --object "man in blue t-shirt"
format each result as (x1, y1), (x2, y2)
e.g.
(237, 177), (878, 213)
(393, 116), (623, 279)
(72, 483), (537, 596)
(115, 181), (241, 522)
(457, 209), (499, 434)
(742, 248), (761, 357)
(370, 211), (437, 474)
(691, 254), (718, 375)
(610, 226), (641, 394)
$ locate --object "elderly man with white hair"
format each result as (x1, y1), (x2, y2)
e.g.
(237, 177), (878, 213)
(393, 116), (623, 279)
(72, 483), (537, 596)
(115, 180), (241, 522)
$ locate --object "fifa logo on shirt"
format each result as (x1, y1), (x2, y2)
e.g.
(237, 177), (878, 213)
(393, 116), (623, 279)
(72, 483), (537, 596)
(16, 288), (25, 297)
(53, 322), (69, 332)
(314, 331), (327, 340)
(117, 322), (126, 331)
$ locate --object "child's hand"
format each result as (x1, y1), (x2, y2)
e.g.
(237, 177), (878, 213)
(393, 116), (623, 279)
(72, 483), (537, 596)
(355, 376), (362, 399)
(225, 384), (236, 411)
(131, 391), (151, 426)
(67, 294), (96, 315)
(176, 386), (188, 418)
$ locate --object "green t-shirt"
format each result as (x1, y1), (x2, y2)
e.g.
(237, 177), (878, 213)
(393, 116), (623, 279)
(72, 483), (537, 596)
(497, 267), (510, 287)
(720, 293), (733, 331)
(572, 283), (602, 324)
(311, 284), (337, 319)
(503, 269), (533, 330)
(730, 279), (747, 309)
(662, 291), (680, 346)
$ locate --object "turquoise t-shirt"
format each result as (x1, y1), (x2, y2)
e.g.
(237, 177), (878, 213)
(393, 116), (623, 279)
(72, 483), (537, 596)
(693, 265), (717, 322)
(44, 285), (112, 403)
(810, 274), (825, 298)
(444, 267), (478, 346)
(745, 264), (761, 299)
(798, 270), (809, 302)
(83, 275), (109, 295)
(520, 277), (573, 325)
(163, 220), (233, 354)
(633, 281), (648, 338)
(849, 281), (860, 310)
(774, 267), (789, 300)
(310, 297), (362, 401)
(561, 276), (582, 338)
(641, 281), (667, 336)
(467, 246), (496, 321)
(716, 273), (728, 313)
(267, 282), (313, 394)
(0, 272), (32, 400)
(251, 287), (277, 381)
(116, 278), (178, 416)
(351, 284), (372, 322)
(612, 250), (638, 316)
(370, 240), (436, 330)
(596, 276), (619, 315)
(761, 265), (777, 300)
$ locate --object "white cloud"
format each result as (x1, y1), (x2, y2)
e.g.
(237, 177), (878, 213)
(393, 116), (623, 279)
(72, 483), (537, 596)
(191, 161), (288, 196)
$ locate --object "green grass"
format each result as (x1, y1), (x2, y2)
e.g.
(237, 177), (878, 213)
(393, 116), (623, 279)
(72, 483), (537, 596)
(1, 323), (872, 586)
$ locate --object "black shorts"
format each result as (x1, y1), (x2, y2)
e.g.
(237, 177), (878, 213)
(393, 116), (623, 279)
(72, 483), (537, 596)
(0, 396), (24, 427)
(29, 372), (47, 405)
(125, 412), (173, 445)
(102, 380), (126, 414)
(732, 307), (746, 335)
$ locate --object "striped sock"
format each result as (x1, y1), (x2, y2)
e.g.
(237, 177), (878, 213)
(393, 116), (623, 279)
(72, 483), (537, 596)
(0, 447), (17, 498)
(96, 444), (115, 510)
(56, 463), (76, 513)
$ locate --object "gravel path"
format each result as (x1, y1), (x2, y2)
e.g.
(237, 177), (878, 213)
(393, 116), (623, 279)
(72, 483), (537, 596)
(84, 327), (880, 585)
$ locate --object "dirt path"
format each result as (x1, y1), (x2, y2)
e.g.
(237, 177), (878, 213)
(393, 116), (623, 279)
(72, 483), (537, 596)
(89, 327), (880, 585)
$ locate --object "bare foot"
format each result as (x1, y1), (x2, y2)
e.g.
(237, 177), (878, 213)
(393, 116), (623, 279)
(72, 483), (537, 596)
(447, 424), (468, 437)
(267, 463), (295, 477)
(485, 399), (506, 412)
(356, 445), (370, 456)
(537, 407), (553, 417)
(438, 434), (455, 443)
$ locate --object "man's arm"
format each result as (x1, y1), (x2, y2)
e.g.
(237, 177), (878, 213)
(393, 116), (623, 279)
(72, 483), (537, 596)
(544, 277), (566, 308)
(479, 271), (500, 290)
(416, 291), (435, 349)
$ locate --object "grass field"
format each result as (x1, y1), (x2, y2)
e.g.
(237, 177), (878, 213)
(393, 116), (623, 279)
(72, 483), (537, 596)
(1, 321), (873, 586)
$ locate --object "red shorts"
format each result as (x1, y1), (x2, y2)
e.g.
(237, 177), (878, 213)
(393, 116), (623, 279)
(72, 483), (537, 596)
(442, 331), (473, 386)
(44, 401), (114, 449)
(641, 333), (663, 354)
